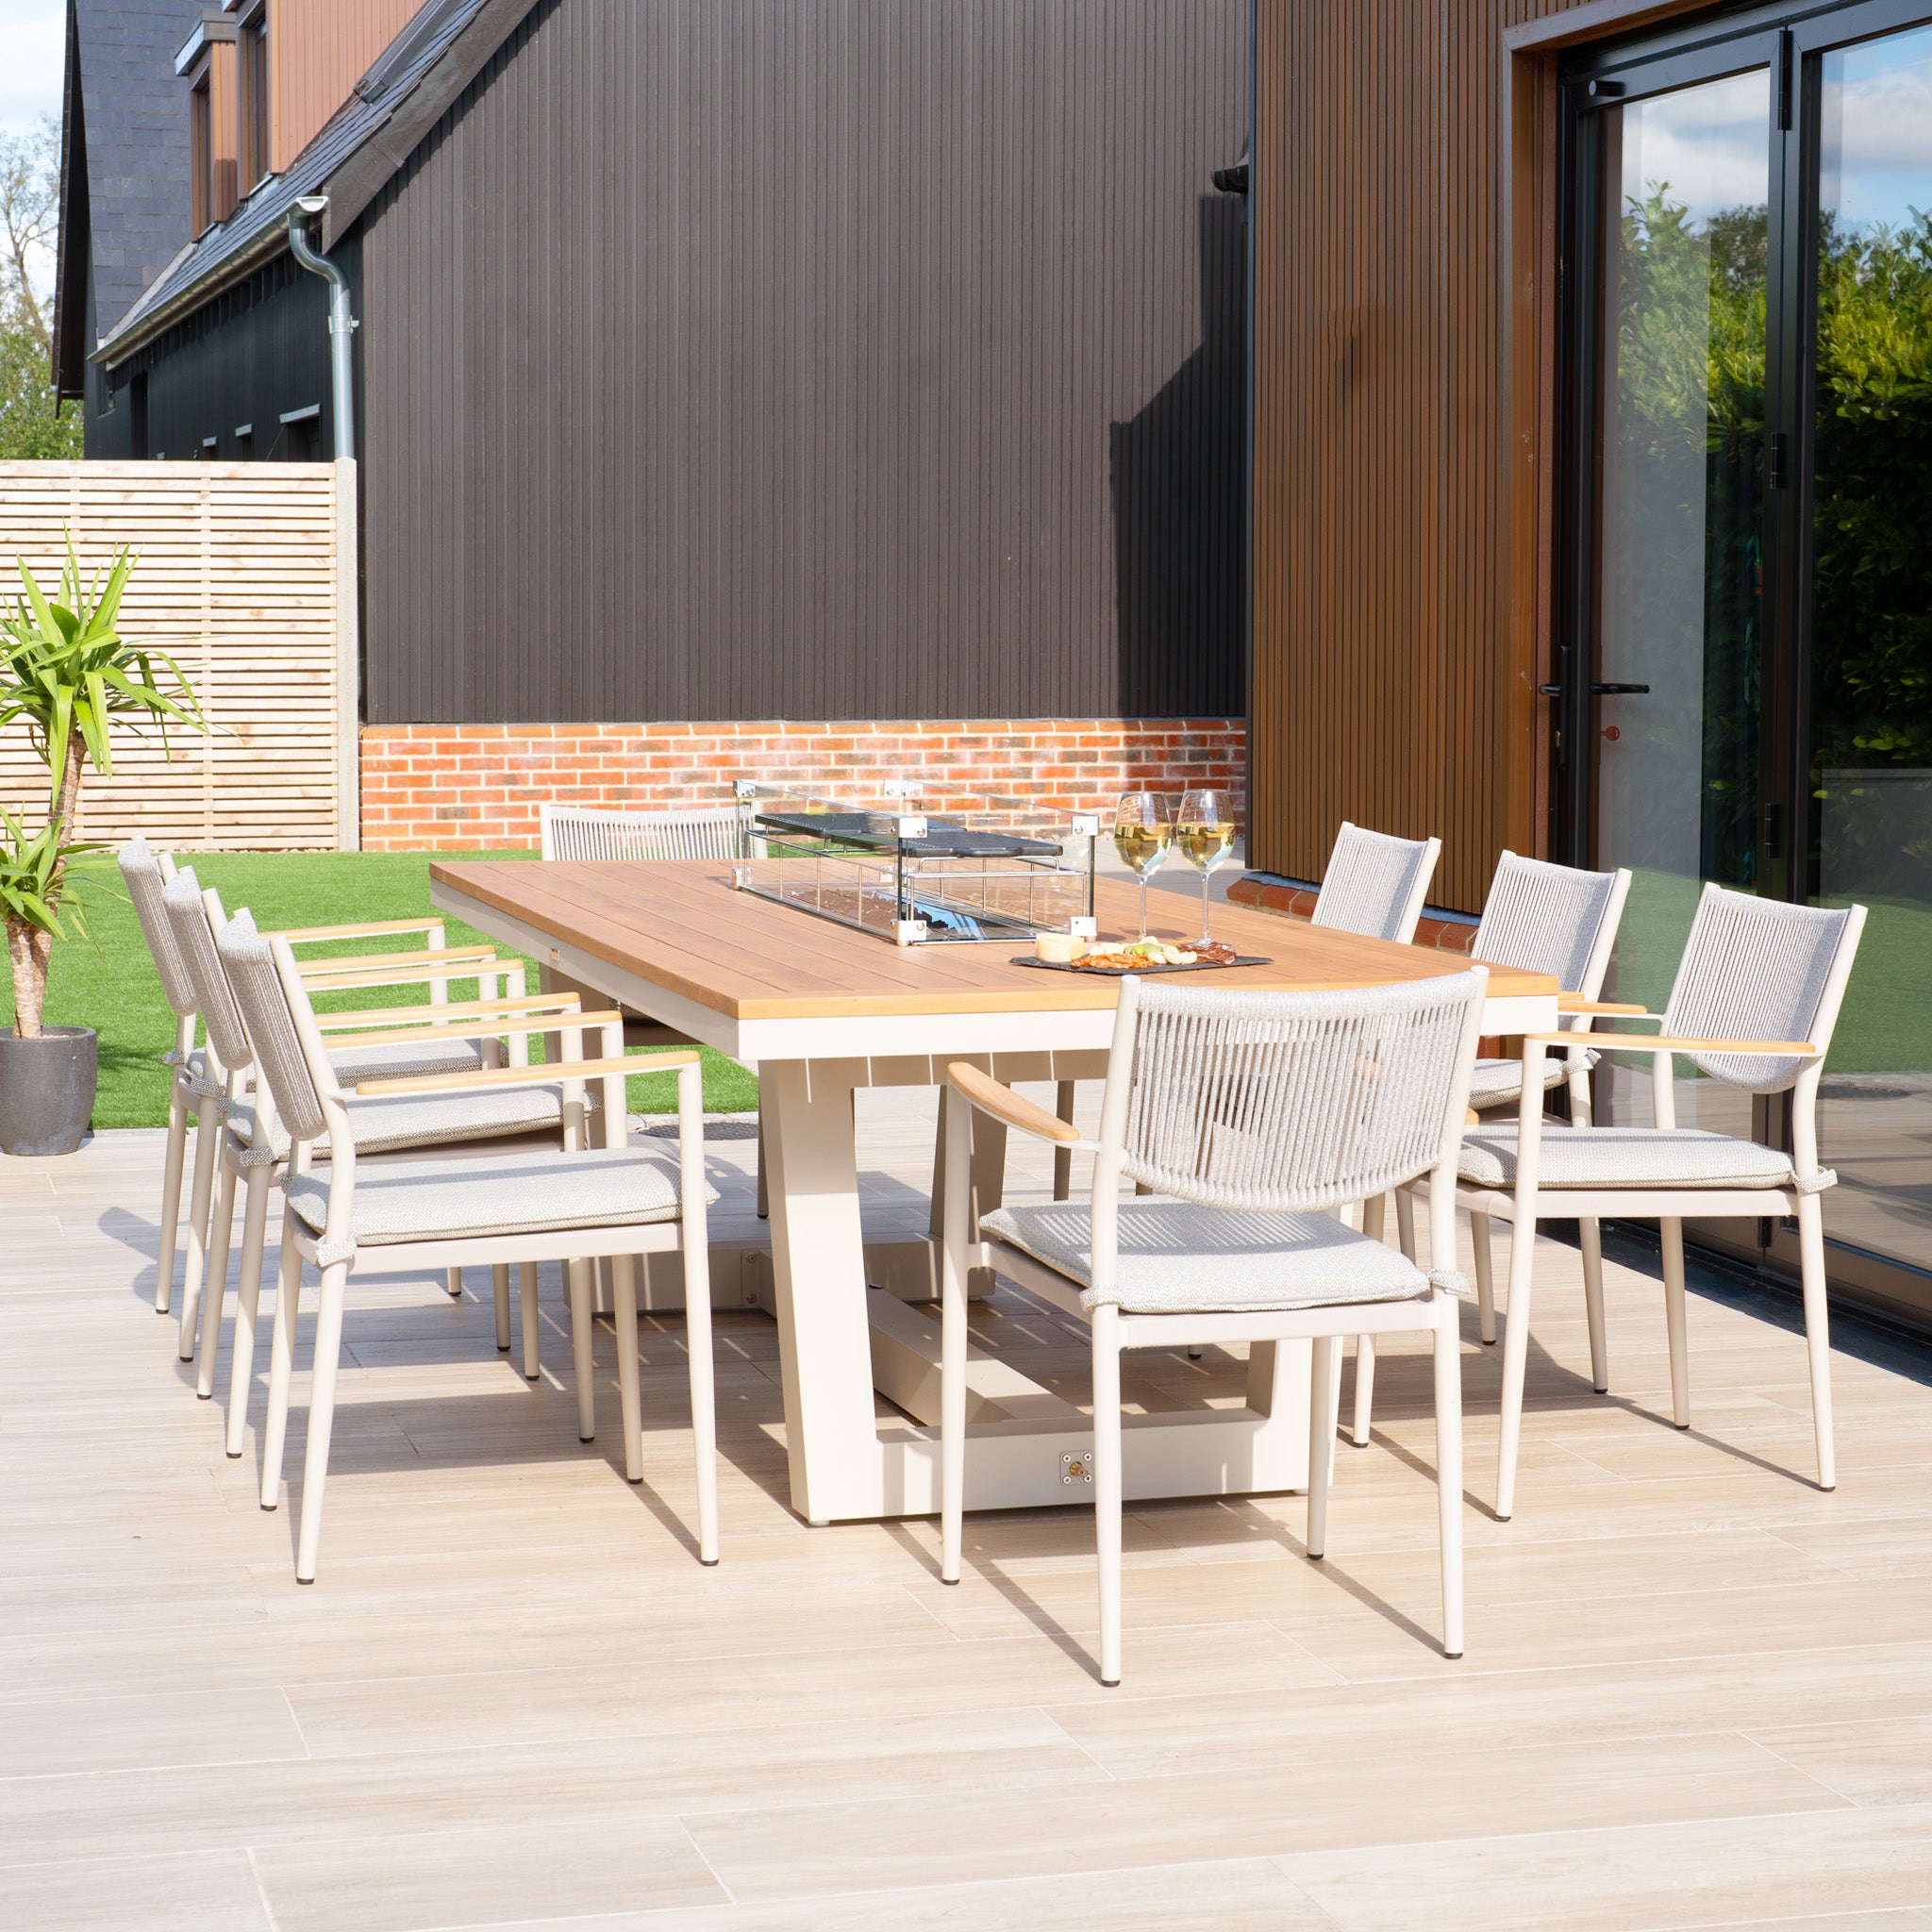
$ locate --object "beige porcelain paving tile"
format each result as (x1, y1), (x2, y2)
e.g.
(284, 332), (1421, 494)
(1750, 1716), (1932, 1807)
(0, 1684), (308, 1778)
(1657, 1916), (1932, 1931)
(1765, 1514), (1932, 1581)
(0, 1849), (273, 1931)
(251, 1819), (723, 1932)
(683, 1732), (1838, 1902)
(1046, 1641), (1932, 1780)
(1276, 1804), (1932, 1932)
(482, 1857), (1335, 1931)
(0, 1562), (266, 1638)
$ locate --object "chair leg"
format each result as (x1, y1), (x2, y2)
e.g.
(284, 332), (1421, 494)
(156, 1077), (190, 1315)
(223, 1165), (273, 1451)
(294, 1262), (351, 1583)
(1580, 1215), (1608, 1393)
(1661, 1215), (1690, 1429)
(1351, 1335), (1375, 1448)
(1091, 1306), (1124, 1687)
(1796, 1192), (1836, 1491)
(1472, 1212), (1497, 1345)
(175, 1094), (222, 1361)
(444, 1268), (464, 1300)
(1307, 1334), (1338, 1560)
(1495, 1210), (1538, 1521)
(519, 1262), (541, 1381)
(194, 1154), (239, 1388)
(612, 1253), (643, 1482)
(260, 1227), (304, 1510)
(684, 1241), (719, 1566)
(755, 1104), (768, 1220)
(568, 1257), (595, 1441)
(1432, 1302), (1465, 1658)
(1053, 1081), (1075, 1202)
(492, 1264), (512, 1352)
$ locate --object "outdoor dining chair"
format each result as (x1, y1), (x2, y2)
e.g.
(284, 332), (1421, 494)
(1308, 821), (1442, 946)
(215, 907), (721, 1581)
(1436, 884), (1866, 1520)
(161, 871), (612, 1449)
(1347, 852), (1631, 1445)
(119, 838), (507, 1325)
(940, 967), (1490, 1685)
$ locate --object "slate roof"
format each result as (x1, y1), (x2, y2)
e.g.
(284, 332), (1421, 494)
(95, 0), (523, 365)
(63, 0), (203, 339)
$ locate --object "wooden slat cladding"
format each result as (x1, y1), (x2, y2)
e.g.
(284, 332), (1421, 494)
(268, 0), (424, 175)
(0, 463), (346, 851)
(1250, 0), (1598, 912)
(357, 0), (1247, 725)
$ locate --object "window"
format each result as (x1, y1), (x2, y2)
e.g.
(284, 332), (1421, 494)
(190, 76), (212, 232)
(239, 7), (270, 189)
(279, 402), (321, 461)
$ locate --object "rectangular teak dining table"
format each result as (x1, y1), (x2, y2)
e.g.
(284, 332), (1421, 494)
(430, 860), (1558, 1524)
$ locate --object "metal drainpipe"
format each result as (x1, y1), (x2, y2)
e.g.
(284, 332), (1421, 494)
(286, 196), (358, 460)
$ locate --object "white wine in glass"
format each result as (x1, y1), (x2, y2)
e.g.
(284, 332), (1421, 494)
(1175, 789), (1236, 943)
(1113, 792), (1172, 939)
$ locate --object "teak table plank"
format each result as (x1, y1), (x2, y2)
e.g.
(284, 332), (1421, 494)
(430, 862), (1557, 1021)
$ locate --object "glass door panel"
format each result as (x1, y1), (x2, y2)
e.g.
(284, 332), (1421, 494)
(1804, 20), (1932, 1278)
(1593, 69), (1771, 1142)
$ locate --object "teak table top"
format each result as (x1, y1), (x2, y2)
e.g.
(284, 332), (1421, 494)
(430, 860), (1556, 1023)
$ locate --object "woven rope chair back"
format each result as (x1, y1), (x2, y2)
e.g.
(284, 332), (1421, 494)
(1473, 851), (1622, 992)
(1309, 822), (1439, 942)
(117, 839), (198, 1018)
(217, 909), (330, 1143)
(1663, 885), (1857, 1092)
(1120, 970), (1486, 1213)
(540, 804), (744, 863)
(160, 867), (253, 1074)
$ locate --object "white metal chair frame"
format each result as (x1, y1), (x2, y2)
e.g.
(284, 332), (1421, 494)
(1309, 821), (1443, 946)
(1349, 854), (1633, 1447)
(1434, 884), (1867, 1520)
(941, 967), (1491, 1685)
(217, 912), (719, 1581)
(119, 840), (506, 1330)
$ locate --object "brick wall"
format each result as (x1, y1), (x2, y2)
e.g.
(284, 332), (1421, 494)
(359, 718), (1246, 852)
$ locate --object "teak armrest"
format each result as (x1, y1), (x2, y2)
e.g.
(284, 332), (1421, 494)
(1524, 1033), (1817, 1056)
(356, 1051), (697, 1097)
(327, 1011), (623, 1051)
(1557, 1000), (1655, 1016)
(267, 918), (447, 945)
(313, 992), (581, 1030)
(947, 1061), (1082, 1144)
(297, 945), (495, 976)
(304, 960), (518, 993)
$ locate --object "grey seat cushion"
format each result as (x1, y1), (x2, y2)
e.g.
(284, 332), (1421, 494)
(285, 1145), (715, 1255)
(325, 1036), (487, 1087)
(1458, 1125), (1794, 1191)
(226, 1082), (571, 1161)
(1468, 1052), (1587, 1112)
(979, 1200), (1428, 1315)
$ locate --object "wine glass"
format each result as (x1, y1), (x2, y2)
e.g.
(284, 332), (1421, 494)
(1113, 792), (1172, 939)
(1175, 790), (1236, 944)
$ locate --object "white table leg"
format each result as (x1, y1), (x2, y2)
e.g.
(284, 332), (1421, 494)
(761, 1058), (887, 1523)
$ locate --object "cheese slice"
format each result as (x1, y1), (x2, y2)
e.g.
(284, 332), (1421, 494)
(1035, 931), (1087, 963)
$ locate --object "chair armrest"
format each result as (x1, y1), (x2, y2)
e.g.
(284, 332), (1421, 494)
(304, 959), (518, 994)
(312, 992), (581, 1031)
(296, 945), (495, 976)
(327, 1011), (622, 1052)
(946, 1061), (1081, 1144)
(355, 1051), (697, 1097)
(266, 919), (447, 945)
(1524, 1032), (1817, 1056)
(1557, 1000), (1656, 1017)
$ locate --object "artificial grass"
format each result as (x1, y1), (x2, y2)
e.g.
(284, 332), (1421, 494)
(0, 850), (759, 1129)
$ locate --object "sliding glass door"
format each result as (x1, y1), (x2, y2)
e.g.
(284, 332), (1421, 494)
(1559, 1), (1932, 1322)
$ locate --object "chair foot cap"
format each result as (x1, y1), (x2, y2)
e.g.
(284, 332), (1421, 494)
(1594, 1384), (1609, 1394)
(1101, 1678), (1121, 1689)
(701, 1557), (719, 1567)
(1675, 1421), (1690, 1431)
(941, 1575), (960, 1586)
(578, 1435), (594, 1443)
(1307, 1551), (1324, 1563)
(226, 1450), (242, 1459)
(197, 1391), (212, 1400)
(1444, 1649), (1463, 1660)
(496, 1343), (510, 1353)
(296, 1576), (314, 1586)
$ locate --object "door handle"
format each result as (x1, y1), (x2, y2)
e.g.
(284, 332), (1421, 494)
(1538, 682), (1651, 696)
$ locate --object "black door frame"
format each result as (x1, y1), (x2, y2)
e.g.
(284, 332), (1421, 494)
(1552, 0), (1932, 1326)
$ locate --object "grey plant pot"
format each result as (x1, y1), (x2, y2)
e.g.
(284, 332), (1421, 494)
(0, 1025), (98, 1156)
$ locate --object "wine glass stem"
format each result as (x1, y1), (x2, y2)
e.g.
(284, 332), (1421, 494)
(1138, 874), (1149, 937)
(1200, 870), (1211, 944)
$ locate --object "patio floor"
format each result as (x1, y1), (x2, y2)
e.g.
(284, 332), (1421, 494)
(6, 1097), (1932, 1932)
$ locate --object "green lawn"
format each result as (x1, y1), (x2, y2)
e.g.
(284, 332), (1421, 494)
(1, 850), (759, 1129)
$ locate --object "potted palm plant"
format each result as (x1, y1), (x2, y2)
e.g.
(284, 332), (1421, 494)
(0, 540), (205, 1155)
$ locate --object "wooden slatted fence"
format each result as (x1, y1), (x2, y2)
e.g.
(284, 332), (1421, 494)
(0, 461), (356, 850)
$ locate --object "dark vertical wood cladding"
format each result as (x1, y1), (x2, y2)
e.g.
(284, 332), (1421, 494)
(358, 0), (1246, 725)
(1250, 0), (1592, 912)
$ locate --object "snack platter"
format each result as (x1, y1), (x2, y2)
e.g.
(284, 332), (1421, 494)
(1014, 939), (1269, 976)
